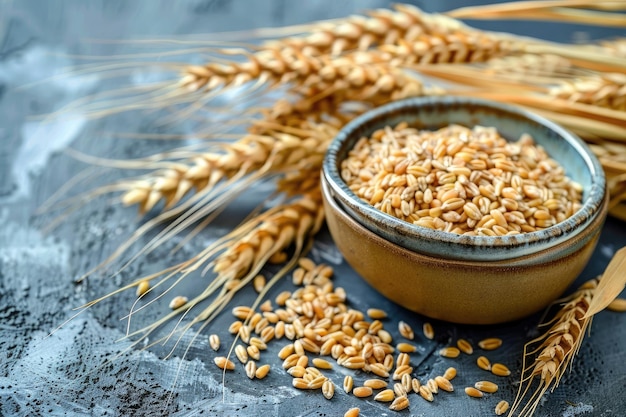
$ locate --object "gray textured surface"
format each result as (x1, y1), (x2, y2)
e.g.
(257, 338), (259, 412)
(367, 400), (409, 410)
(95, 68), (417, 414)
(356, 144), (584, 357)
(0, 1), (625, 416)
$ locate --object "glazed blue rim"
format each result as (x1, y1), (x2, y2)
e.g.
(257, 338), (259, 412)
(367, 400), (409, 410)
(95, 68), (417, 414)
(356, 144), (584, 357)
(322, 96), (606, 261)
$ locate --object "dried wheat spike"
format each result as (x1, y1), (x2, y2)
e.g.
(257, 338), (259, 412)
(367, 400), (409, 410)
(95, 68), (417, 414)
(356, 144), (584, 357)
(549, 73), (626, 111)
(267, 4), (464, 56)
(509, 278), (597, 417)
(120, 101), (340, 213)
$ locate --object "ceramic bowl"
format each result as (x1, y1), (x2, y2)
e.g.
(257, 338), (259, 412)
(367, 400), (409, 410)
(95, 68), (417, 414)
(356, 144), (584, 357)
(321, 96), (608, 324)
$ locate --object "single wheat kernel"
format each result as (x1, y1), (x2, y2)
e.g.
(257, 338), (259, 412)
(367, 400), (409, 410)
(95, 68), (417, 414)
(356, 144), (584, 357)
(374, 389), (395, 402)
(495, 400), (510, 415)
(260, 326), (275, 343)
(475, 380), (498, 393)
(254, 317), (269, 334)
(378, 329), (393, 344)
(435, 376), (454, 392)
(457, 339), (474, 355)
(254, 364), (270, 379)
(228, 320), (242, 334)
(397, 342), (417, 353)
(397, 321), (414, 340)
(253, 275), (266, 293)
(465, 387), (484, 398)
(411, 378), (421, 393)
(322, 380), (335, 400)
(401, 373), (412, 392)
(427, 378), (439, 394)
(491, 363), (511, 377)
(367, 308), (388, 319)
(278, 344), (295, 360)
(169, 295), (188, 310)
(364, 378), (388, 389)
(477, 356), (492, 371)
(214, 357), (235, 371)
(232, 306), (253, 320)
(343, 375), (354, 394)
(607, 298), (626, 312)
(396, 352), (410, 368)
(312, 358), (333, 370)
(419, 385), (434, 402)
(287, 365), (305, 378)
(245, 361), (256, 379)
(249, 313), (262, 329)
(292, 378), (309, 389)
(478, 338), (503, 350)
(308, 375), (327, 390)
(392, 364), (413, 380)
(300, 337), (321, 354)
(370, 363), (390, 378)
(249, 337), (267, 350)
(275, 321), (285, 339)
(394, 382), (408, 397)
(235, 344), (248, 364)
(440, 347), (461, 358)
(136, 280), (150, 297)
(275, 291), (291, 306)
(389, 395), (410, 411)
(443, 367), (457, 381)
(344, 407), (360, 417)
(298, 257), (316, 272)
(343, 356), (366, 369)
(238, 325), (251, 343)
(296, 355), (309, 368)
(353, 386), (373, 398)
(209, 334), (220, 351)
(423, 323), (434, 340)
(282, 353), (299, 369)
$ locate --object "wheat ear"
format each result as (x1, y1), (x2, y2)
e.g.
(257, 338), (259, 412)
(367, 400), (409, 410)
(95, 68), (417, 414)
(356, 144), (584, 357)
(508, 278), (596, 417)
(115, 190), (324, 352)
(549, 73), (626, 110)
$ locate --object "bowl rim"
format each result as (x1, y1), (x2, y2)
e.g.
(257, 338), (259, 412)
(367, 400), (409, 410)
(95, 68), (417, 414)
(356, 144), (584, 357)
(322, 96), (606, 261)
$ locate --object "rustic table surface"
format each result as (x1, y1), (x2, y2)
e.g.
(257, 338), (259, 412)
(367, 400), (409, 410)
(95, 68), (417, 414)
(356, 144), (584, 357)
(1, 1), (625, 416)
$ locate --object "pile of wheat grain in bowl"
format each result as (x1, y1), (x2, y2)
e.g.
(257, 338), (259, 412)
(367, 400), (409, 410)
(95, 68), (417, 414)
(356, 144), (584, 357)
(340, 122), (583, 236)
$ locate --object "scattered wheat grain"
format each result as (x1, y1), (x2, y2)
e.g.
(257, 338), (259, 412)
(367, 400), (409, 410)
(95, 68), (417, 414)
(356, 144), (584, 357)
(475, 380), (498, 393)
(440, 347), (461, 358)
(169, 296), (188, 310)
(465, 387), (484, 398)
(495, 400), (510, 415)
(214, 356), (235, 371)
(478, 338), (502, 351)
(491, 363), (511, 377)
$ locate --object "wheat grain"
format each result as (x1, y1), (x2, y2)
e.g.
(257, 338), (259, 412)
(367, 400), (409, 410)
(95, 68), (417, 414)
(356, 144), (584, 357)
(478, 338), (503, 351)
(475, 380), (498, 393)
(465, 387), (484, 398)
(214, 356), (235, 371)
(440, 347), (461, 358)
(389, 395), (410, 411)
(550, 73), (626, 111)
(374, 389), (395, 402)
(344, 407), (360, 417)
(495, 400), (510, 415)
(491, 363), (511, 377)
(443, 367), (457, 381)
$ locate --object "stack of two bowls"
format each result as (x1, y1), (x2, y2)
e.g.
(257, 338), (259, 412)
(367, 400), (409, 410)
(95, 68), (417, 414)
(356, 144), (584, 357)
(321, 97), (608, 324)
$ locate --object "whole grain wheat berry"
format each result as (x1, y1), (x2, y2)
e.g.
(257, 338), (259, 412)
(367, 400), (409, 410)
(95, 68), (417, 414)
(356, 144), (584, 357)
(341, 124), (583, 236)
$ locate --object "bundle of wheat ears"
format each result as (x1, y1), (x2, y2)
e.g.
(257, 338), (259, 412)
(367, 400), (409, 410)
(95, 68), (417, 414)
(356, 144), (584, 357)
(44, 1), (626, 416)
